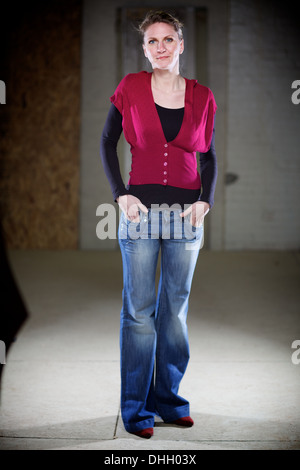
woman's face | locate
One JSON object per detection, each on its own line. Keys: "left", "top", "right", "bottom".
{"left": 143, "top": 22, "right": 184, "bottom": 71}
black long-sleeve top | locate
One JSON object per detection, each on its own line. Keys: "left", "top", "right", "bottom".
{"left": 100, "top": 103, "right": 217, "bottom": 209}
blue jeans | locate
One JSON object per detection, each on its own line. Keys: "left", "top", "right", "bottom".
{"left": 118, "top": 207, "right": 203, "bottom": 432}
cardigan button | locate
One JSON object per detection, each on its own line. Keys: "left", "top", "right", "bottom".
{"left": 163, "top": 162, "right": 168, "bottom": 166}
{"left": 164, "top": 152, "right": 168, "bottom": 156}
{"left": 163, "top": 171, "right": 167, "bottom": 175}
{"left": 163, "top": 179, "right": 167, "bottom": 184}
{"left": 164, "top": 143, "right": 168, "bottom": 147}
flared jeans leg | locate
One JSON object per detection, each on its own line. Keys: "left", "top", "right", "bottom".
{"left": 154, "top": 234, "right": 202, "bottom": 422}
{"left": 118, "top": 211, "right": 203, "bottom": 432}
{"left": 119, "top": 230, "right": 160, "bottom": 432}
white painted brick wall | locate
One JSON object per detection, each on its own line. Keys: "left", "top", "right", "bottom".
{"left": 225, "top": 0, "right": 300, "bottom": 249}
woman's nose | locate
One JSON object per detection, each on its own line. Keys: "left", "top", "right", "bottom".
{"left": 157, "top": 41, "right": 166, "bottom": 52}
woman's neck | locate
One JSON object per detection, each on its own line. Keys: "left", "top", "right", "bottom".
{"left": 151, "top": 69, "right": 185, "bottom": 94}
{"left": 151, "top": 69, "right": 186, "bottom": 108}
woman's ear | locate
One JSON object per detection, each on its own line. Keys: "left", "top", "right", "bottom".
{"left": 142, "top": 44, "right": 148, "bottom": 58}
{"left": 180, "top": 39, "right": 184, "bottom": 54}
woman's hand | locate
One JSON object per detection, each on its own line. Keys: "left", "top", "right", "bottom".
{"left": 179, "top": 201, "right": 210, "bottom": 227}
{"left": 117, "top": 194, "right": 148, "bottom": 223}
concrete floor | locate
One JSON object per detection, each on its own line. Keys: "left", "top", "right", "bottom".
{"left": 0, "top": 249, "right": 299, "bottom": 450}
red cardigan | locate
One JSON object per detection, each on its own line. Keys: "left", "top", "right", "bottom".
{"left": 110, "top": 71, "right": 217, "bottom": 190}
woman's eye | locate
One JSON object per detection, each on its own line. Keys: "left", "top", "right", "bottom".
{"left": 165, "top": 38, "right": 173, "bottom": 42}
{"left": 148, "top": 40, "right": 155, "bottom": 44}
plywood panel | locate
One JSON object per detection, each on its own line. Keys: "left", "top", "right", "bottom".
{"left": 0, "top": 0, "right": 81, "bottom": 248}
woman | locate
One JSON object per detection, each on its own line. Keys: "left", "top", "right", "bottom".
{"left": 100, "top": 10, "right": 217, "bottom": 439}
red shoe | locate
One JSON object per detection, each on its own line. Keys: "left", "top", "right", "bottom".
{"left": 170, "top": 416, "right": 194, "bottom": 427}
{"left": 132, "top": 427, "right": 153, "bottom": 439}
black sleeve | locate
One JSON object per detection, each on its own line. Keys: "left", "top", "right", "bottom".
{"left": 100, "top": 104, "right": 129, "bottom": 201}
{"left": 198, "top": 120, "right": 218, "bottom": 208}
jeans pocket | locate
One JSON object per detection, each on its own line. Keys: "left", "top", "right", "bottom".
{"left": 119, "top": 212, "right": 149, "bottom": 240}
{"left": 183, "top": 215, "right": 204, "bottom": 240}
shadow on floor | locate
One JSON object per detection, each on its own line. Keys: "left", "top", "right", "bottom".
{"left": 2, "top": 411, "right": 299, "bottom": 450}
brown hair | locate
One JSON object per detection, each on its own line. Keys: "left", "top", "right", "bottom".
{"left": 138, "top": 10, "right": 184, "bottom": 42}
